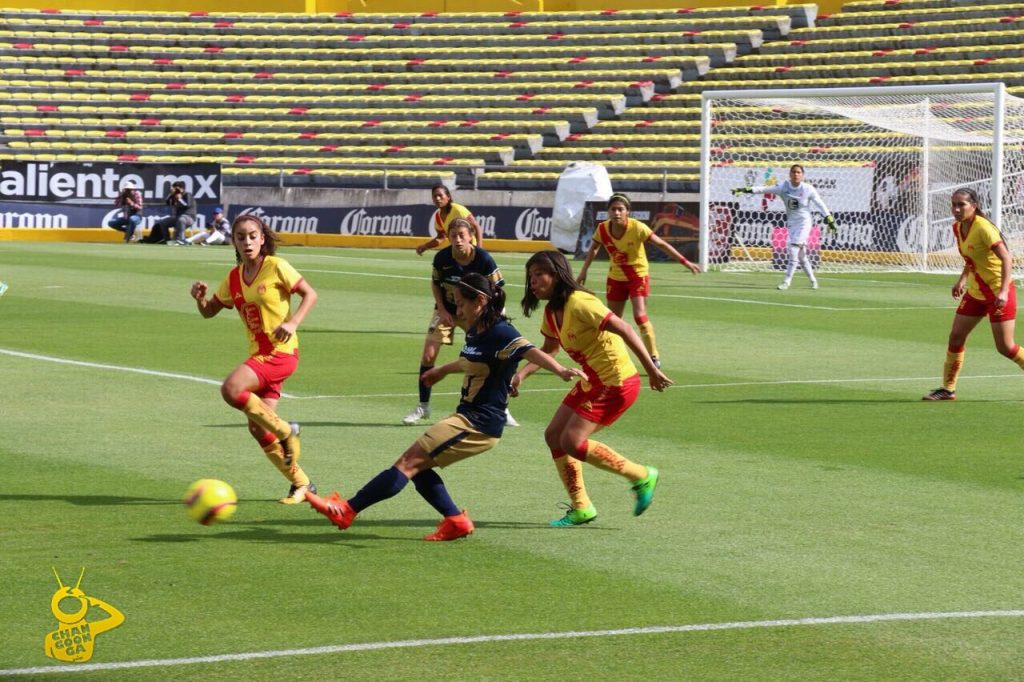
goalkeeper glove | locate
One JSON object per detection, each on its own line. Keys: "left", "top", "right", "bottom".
{"left": 825, "top": 215, "right": 837, "bottom": 234}
{"left": 731, "top": 186, "right": 752, "bottom": 196}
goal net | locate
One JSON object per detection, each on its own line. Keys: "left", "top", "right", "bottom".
{"left": 699, "top": 84, "right": 1024, "bottom": 274}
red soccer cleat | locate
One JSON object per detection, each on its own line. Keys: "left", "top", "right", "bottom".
{"left": 424, "top": 510, "right": 474, "bottom": 541}
{"left": 305, "top": 490, "right": 356, "bottom": 530}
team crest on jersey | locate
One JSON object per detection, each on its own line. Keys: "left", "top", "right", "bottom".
{"left": 257, "top": 283, "right": 267, "bottom": 293}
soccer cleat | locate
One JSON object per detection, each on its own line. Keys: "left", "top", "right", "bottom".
{"left": 504, "top": 408, "right": 520, "bottom": 427}
{"left": 632, "top": 466, "right": 659, "bottom": 516}
{"left": 549, "top": 503, "right": 597, "bottom": 527}
{"left": 402, "top": 404, "right": 431, "bottom": 425}
{"left": 305, "top": 490, "right": 357, "bottom": 530}
{"left": 922, "top": 388, "right": 956, "bottom": 401}
{"left": 811, "top": 280, "right": 819, "bottom": 290}
{"left": 424, "top": 510, "right": 475, "bottom": 541}
{"left": 281, "top": 422, "right": 301, "bottom": 469}
{"left": 777, "top": 281, "right": 791, "bottom": 290}
{"left": 279, "top": 480, "right": 316, "bottom": 505}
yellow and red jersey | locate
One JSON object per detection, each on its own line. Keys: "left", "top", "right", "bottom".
{"left": 214, "top": 255, "right": 304, "bottom": 357}
{"left": 595, "top": 218, "right": 653, "bottom": 282}
{"left": 433, "top": 202, "right": 473, "bottom": 242}
{"left": 954, "top": 214, "right": 1009, "bottom": 301}
{"left": 540, "top": 290, "right": 637, "bottom": 389}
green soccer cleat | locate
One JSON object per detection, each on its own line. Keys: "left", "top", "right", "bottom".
{"left": 549, "top": 504, "right": 597, "bottom": 527}
{"left": 632, "top": 466, "right": 659, "bottom": 516}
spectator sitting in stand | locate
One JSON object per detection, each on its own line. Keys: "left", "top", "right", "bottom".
{"left": 108, "top": 181, "right": 143, "bottom": 242}
{"left": 186, "top": 207, "right": 230, "bottom": 246}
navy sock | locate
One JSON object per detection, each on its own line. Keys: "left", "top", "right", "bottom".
{"left": 411, "top": 469, "right": 460, "bottom": 517}
{"left": 418, "top": 365, "right": 433, "bottom": 404}
{"left": 349, "top": 466, "right": 409, "bottom": 513}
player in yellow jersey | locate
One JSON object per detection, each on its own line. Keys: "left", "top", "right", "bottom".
{"left": 924, "top": 188, "right": 1024, "bottom": 400}
{"left": 415, "top": 185, "right": 484, "bottom": 255}
{"left": 513, "top": 250, "right": 673, "bottom": 527}
{"left": 190, "top": 215, "right": 319, "bottom": 503}
{"left": 577, "top": 193, "right": 700, "bottom": 369}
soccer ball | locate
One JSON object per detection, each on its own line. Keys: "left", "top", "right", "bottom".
{"left": 183, "top": 479, "right": 237, "bottom": 525}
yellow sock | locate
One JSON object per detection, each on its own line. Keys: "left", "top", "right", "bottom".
{"left": 553, "top": 453, "right": 592, "bottom": 510}
{"left": 638, "top": 320, "right": 658, "bottom": 358}
{"left": 582, "top": 440, "right": 647, "bottom": 482}
{"left": 241, "top": 393, "right": 292, "bottom": 441}
{"left": 943, "top": 349, "right": 965, "bottom": 391}
{"left": 1011, "top": 346, "right": 1024, "bottom": 371}
{"left": 262, "top": 441, "right": 310, "bottom": 486}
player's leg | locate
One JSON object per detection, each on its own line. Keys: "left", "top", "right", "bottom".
{"left": 779, "top": 243, "right": 801, "bottom": 289}
{"left": 797, "top": 244, "right": 818, "bottom": 288}
{"left": 560, "top": 375, "right": 658, "bottom": 516}
{"left": 404, "top": 321, "right": 447, "bottom": 424}
{"left": 924, "top": 312, "right": 983, "bottom": 399}
{"left": 630, "top": 292, "right": 659, "bottom": 366}
{"left": 220, "top": 360, "right": 303, "bottom": 493}
{"left": 544, "top": 403, "right": 596, "bottom": 526}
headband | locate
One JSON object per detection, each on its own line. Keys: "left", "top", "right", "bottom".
{"left": 608, "top": 193, "right": 631, "bottom": 209}
{"left": 459, "top": 282, "right": 491, "bottom": 300}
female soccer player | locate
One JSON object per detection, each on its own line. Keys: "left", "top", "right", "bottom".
{"left": 190, "top": 214, "right": 318, "bottom": 504}
{"left": 733, "top": 164, "right": 837, "bottom": 290}
{"left": 513, "top": 250, "right": 671, "bottom": 527}
{"left": 404, "top": 219, "right": 519, "bottom": 426}
{"left": 923, "top": 187, "right": 1024, "bottom": 400}
{"left": 306, "top": 273, "right": 583, "bottom": 541}
{"left": 576, "top": 193, "right": 700, "bottom": 369}
{"left": 415, "top": 184, "right": 484, "bottom": 256}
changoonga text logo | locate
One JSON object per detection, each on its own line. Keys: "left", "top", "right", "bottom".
{"left": 45, "top": 568, "right": 125, "bottom": 663}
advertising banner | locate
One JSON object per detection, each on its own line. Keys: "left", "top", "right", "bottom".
{"left": 0, "top": 200, "right": 219, "bottom": 231}
{"left": 229, "top": 204, "right": 555, "bottom": 242}
{"left": 0, "top": 161, "right": 222, "bottom": 206}
{"left": 578, "top": 200, "right": 701, "bottom": 263}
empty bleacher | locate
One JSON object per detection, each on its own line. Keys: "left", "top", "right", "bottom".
{"left": 0, "top": 5, "right": 814, "bottom": 188}
{"left": 2, "top": 1, "right": 1020, "bottom": 192}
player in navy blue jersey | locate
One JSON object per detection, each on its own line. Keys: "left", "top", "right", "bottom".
{"left": 403, "top": 218, "right": 514, "bottom": 426}
{"left": 307, "top": 272, "right": 584, "bottom": 541}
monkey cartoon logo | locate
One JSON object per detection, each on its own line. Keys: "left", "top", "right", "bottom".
{"left": 44, "top": 568, "right": 125, "bottom": 663}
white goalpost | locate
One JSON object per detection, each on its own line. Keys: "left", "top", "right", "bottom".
{"left": 698, "top": 83, "right": 1024, "bottom": 274}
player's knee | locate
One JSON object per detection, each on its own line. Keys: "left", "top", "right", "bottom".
{"left": 221, "top": 383, "right": 247, "bottom": 407}
{"left": 542, "top": 427, "right": 561, "bottom": 450}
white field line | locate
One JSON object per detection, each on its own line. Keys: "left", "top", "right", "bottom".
{"left": 2, "top": 610, "right": 1021, "bottom": 676}
{"left": 1, "top": 348, "right": 1018, "bottom": 401}
{"left": 235, "top": 265, "right": 943, "bottom": 312}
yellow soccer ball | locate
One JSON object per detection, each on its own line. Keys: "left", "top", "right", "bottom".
{"left": 183, "top": 479, "right": 238, "bottom": 525}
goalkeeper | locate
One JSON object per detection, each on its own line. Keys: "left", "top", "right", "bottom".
{"left": 732, "top": 164, "right": 837, "bottom": 290}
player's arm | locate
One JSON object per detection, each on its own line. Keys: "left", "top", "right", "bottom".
{"left": 274, "top": 279, "right": 318, "bottom": 341}
{"left": 422, "top": 357, "right": 466, "bottom": 387}
{"left": 432, "top": 281, "right": 454, "bottom": 327}
{"left": 994, "top": 242, "right": 1012, "bottom": 308}
{"left": 733, "top": 184, "right": 776, "bottom": 196}
{"left": 191, "top": 281, "right": 226, "bottom": 318}
{"left": 577, "top": 240, "right": 603, "bottom": 284}
{"left": 951, "top": 262, "right": 970, "bottom": 299}
{"left": 522, "top": 347, "right": 586, "bottom": 383}
{"left": 416, "top": 236, "right": 442, "bottom": 256}
{"left": 602, "top": 314, "right": 673, "bottom": 392}
{"left": 647, "top": 233, "right": 700, "bottom": 274}
{"left": 466, "top": 212, "right": 484, "bottom": 248}
{"left": 810, "top": 188, "right": 838, "bottom": 233}
{"left": 512, "top": 335, "right": 562, "bottom": 394}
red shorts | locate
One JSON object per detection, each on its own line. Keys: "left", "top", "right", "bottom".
{"left": 956, "top": 287, "right": 1017, "bottom": 322}
{"left": 244, "top": 351, "right": 299, "bottom": 400}
{"left": 562, "top": 373, "right": 641, "bottom": 426}
{"left": 606, "top": 276, "right": 650, "bottom": 302}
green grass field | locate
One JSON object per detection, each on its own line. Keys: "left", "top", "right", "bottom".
{"left": 1, "top": 241, "right": 1022, "bottom": 680}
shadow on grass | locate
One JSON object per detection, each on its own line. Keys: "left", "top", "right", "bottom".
{"left": 203, "top": 422, "right": 410, "bottom": 429}
{"left": 0, "top": 494, "right": 177, "bottom": 506}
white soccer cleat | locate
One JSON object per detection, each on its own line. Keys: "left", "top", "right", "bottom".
{"left": 505, "top": 409, "right": 520, "bottom": 427}
{"left": 777, "top": 281, "right": 791, "bottom": 290}
{"left": 402, "top": 404, "right": 431, "bottom": 425}
{"left": 811, "top": 280, "right": 819, "bottom": 290}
